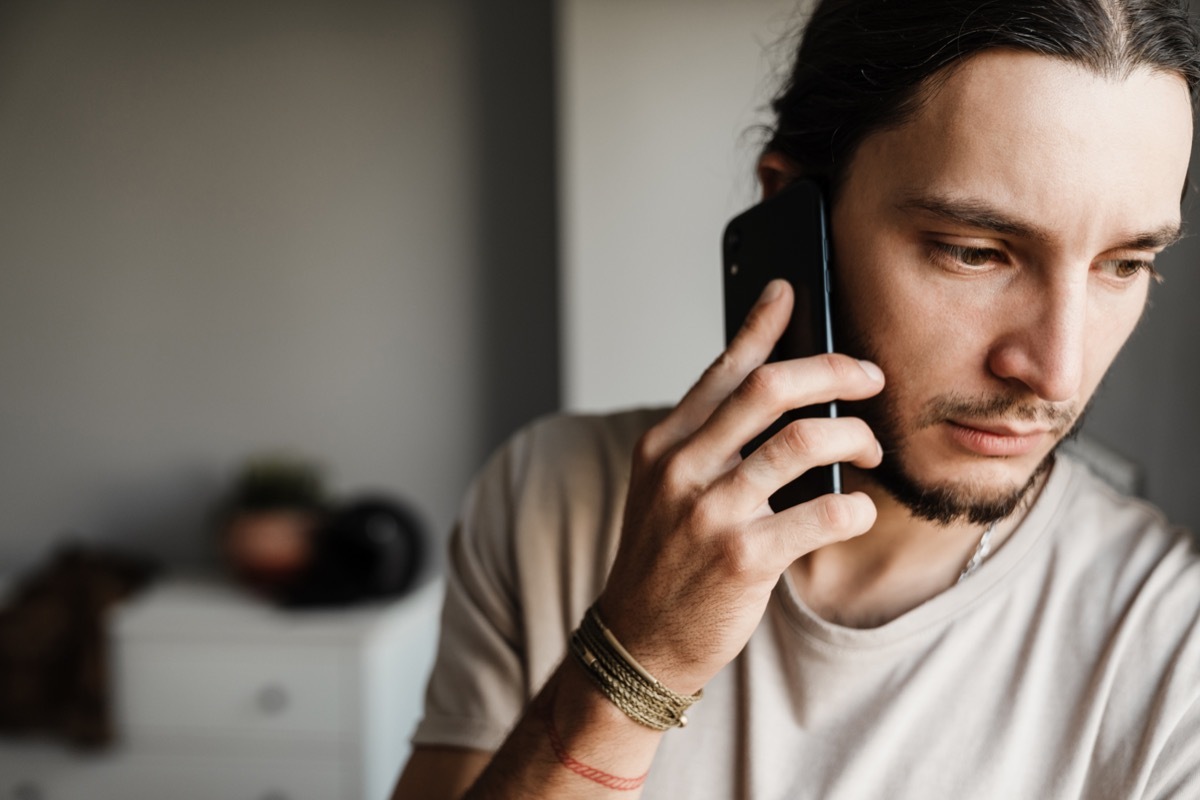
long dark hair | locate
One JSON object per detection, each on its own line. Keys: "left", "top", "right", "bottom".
{"left": 766, "top": 0, "right": 1200, "bottom": 191}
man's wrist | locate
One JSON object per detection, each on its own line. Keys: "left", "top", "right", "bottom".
{"left": 541, "top": 655, "right": 666, "bottom": 789}
{"left": 570, "top": 604, "right": 704, "bottom": 730}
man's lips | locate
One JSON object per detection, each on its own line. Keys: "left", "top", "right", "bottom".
{"left": 945, "top": 420, "right": 1053, "bottom": 457}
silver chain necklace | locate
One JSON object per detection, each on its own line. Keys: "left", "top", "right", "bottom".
{"left": 956, "top": 520, "right": 998, "bottom": 584}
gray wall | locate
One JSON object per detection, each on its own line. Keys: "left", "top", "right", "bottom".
{"left": 0, "top": 0, "right": 559, "bottom": 574}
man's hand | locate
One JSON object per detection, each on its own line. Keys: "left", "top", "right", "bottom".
{"left": 394, "top": 280, "right": 886, "bottom": 800}
{"left": 597, "top": 279, "right": 885, "bottom": 694}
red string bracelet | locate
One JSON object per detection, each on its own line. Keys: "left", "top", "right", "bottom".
{"left": 540, "top": 687, "right": 650, "bottom": 792}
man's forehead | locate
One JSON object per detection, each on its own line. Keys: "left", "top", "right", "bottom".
{"left": 847, "top": 49, "right": 1193, "bottom": 247}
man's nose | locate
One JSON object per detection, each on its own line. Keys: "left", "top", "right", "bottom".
{"left": 985, "top": 269, "right": 1087, "bottom": 404}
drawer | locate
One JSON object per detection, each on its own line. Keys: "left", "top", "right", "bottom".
{"left": 115, "top": 642, "right": 348, "bottom": 743}
{"left": 0, "top": 744, "right": 116, "bottom": 800}
{"left": 0, "top": 744, "right": 349, "bottom": 800}
{"left": 104, "top": 752, "right": 348, "bottom": 800}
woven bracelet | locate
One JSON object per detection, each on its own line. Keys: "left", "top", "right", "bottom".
{"left": 568, "top": 604, "right": 702, "bottom": 731}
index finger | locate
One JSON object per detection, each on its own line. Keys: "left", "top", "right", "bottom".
{"left": 684, "top": 352, "right": 885, "bottom": 465}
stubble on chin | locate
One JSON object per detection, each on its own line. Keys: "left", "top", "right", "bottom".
{"left": 841, "top": 385, "right": 1083, "bottom": 527}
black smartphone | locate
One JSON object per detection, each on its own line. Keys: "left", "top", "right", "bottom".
{"left": 721, "top": 178, "right": 840, "bottom": 511}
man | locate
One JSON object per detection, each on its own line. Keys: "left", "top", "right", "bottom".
{"left": 395, "top": 0, "right": 1200, "bottom": 797}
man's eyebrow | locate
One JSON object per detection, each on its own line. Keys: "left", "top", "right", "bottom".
{"left": 897, "top": 192, "right": 1184, "bottom": 251}
{"left": 1120, "top": 223, "right": 1185, "bottom": 250}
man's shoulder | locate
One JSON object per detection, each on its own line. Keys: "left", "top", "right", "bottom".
{"left": 1053, "top": 454, "right": 1200, "bottom": 644}
{"left": 494, "top": 407, "right": 670, "bottom": 489}
{"left": 1056, "top": 453, "right": 1194, "bottom": 561}
{"left": 481, "top": 409, "right": 673, "bottom": 624}
{"left": 515, "top": 407, "right": 671, "bottom": 458}
{"left": 465, "top": 407, "right": 670, "bottom": 532}
{"left": 1047, "top": 457, "right": 1200, "bottom": 776}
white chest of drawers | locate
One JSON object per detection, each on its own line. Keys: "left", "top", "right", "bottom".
{"left": 0, "top": 575, "right": 443, "bottom": 800}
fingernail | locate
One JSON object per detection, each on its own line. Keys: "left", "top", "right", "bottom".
{"left": 876, "top": 440, "right": 884, "bottom": 459}
{"left": 757, "top": 279, "right": 784, "bottom": 306}
{"left": 858, "top": 359, "right": 884, "bottom": 382}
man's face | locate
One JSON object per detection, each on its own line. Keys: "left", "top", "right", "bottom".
{"left": 831, "top": 49, "right": 1193, "bottom": 524}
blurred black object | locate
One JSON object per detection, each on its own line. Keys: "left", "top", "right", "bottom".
{"left": 0, "top": 544, "right": 158, "bottom": 749}
{"left": 283, "top": 495, "right": 424, "bottom": 608}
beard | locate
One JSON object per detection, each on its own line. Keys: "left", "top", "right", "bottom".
{"left": 834, "top": 302, "right": 1084, "bottom": 527}
{"left": 840, "top": 388, "right": 1084, "bottom": 526}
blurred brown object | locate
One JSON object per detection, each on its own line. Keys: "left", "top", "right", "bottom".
{"left": 223, "top": 508, "right": 321, "bottom": 595}
{"left": 216, "top": 455, "right": 327, "bottom": 599}
{"left": 0, "top": 544, "right": 157, "bottom": 749}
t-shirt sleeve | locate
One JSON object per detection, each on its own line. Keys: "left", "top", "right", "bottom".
{"left": 410, "top": 430, "right": 532, "bottom": 752}
{"left": 1143, "top": 693, "right": 1200, "bottom": 798}
{"left": 408, "top": 409, "right": 656, "bottom": 753}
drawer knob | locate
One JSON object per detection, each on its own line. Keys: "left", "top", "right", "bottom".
{"left": 256, "top": 684, "right": 290, "bottom": 715}
{"left": 260, "top": 793, "right": 290, "bottom": 800}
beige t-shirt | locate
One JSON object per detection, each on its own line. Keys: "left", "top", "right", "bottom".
{"left": 413, "top": 410, "right": 1200, "bottom": 799}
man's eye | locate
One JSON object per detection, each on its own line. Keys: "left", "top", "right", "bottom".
{"left": 931, "top": 243, "right": 1002, "bottom": 270}
{"left": 1097, "top": 259, "right": 1160, "bottom": 282}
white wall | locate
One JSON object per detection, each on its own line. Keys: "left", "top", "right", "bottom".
{"left": 559, "top": 0, "right": 806, "bottom": 412}
{"left": 558, "top": 0, "right": 1200, "bottom": 533}
{"left": 0, "top": 0, "right": 559, "bottom": 572}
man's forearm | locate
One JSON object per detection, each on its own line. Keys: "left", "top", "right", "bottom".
{"left": 465, "top": 655, "right": 667, "bottom": 799}
{"left": 465, "top": 284, "right": 883, "bottom": 798}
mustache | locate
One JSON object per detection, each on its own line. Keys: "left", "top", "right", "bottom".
{"left": 915, "top": 392, "right": 1078, "bottom": 433}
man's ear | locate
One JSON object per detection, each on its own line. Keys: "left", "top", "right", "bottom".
{"left": 756, "top": 151, "right": 800, "bottom": 200}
